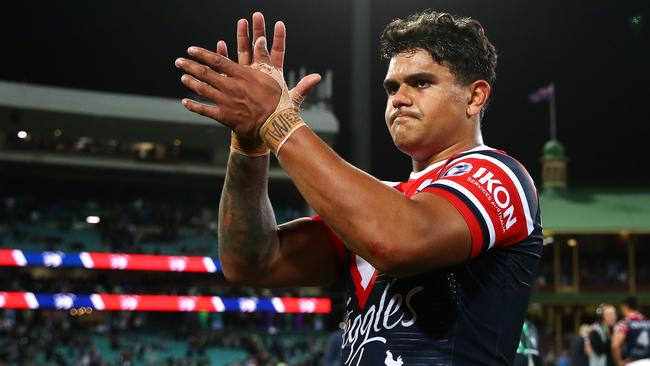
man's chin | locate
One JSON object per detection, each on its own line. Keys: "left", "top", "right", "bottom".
{"left": 393, "top": 139, "right": 417, "bottom": 156}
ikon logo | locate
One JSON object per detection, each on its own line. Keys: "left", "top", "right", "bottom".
{"left": 178, "top": 297, "right": 196, "bottom": 311}
{"left": 169, "top": 257, "right": 188, "bottom": 272}
{"left": 120, "top": 296, "right": 139, "bottom": 310}
{"left": 239, "top": 298, "right": 257, "bottom": 312}
{"left": 299, "top": 299, "right": 316, "bottom": 313}
{"left": 43, "top": 252, "right": 63, "bottom": 267}
{"left": 473, "top": 167, "right": 517, "bottom": 230}
{"left": 110, "top": 255, "right": 129, "bottom": 270}
{"left": 54, "top": 294, "right": 75, "bottom": 309}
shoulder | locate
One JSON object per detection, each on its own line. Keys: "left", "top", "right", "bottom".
{"left": 420, "top": 148, "right": 541, "bottom": 257}
{"left": 614, "top": 319, "right": 629, "bottom": 334}
{"left": 444, "top": 149, "right": 536, "bottom": 194}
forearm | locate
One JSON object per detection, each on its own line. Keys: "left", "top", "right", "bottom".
{"left": 218, "top": 152, "right": 278, "bottom": 282}
{"left": 276, "top": 127, "right": 439, "bottom": 272}
{"left": 612, "top": 344, "right": 624, "bottom": 365}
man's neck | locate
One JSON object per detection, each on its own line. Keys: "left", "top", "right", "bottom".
{"left": 411, "top": 138, "right": 484, "bottom": 173}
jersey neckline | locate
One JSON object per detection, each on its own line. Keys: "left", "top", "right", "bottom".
{"left": 409, "top": 145, "right": 494, "bottom": 180}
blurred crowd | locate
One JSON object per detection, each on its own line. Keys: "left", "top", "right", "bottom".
{"left": 0, "top": 307, "right": 334, "bottom": 366}
{"left": 515, "top": 296, "right": 650, "bottom": 366}
{"left": 0, "top": 192, "right": 302, "bottom": 256}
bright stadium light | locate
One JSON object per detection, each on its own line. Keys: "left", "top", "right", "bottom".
{"left": 543, "top": 236, "right": 554, "bottom": 246}
{"left": 17, "top": 131, "right": 28, "bottom": 139}
{"left": 86, "top": 216, "right": 101, "bottom": 224}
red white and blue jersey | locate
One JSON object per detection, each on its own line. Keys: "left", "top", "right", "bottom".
{"left": 615, "top": 312, "right": 650, "bottom": 361}
{"left": 316, "top": 146, "right": 543, "bottom": 365}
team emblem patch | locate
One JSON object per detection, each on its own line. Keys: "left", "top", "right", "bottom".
{"left": 444, "top": 162, "right": 473, "bottom": 177}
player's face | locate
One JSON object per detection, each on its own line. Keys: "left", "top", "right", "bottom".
{"left": 603, "top": 307, "right": 617, "bottom": 327}
{"left": 384, "top": 49, "right": 469, "bottom": 162}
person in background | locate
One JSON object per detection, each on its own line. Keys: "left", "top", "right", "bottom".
{"left": 513, "top": 319, "right": 542, "bottom": 366}
{"left": 573, "top": 324, "right": 591, "bottom": 366}
{"left": 586, "top": 303, "right": 617, "bottom": 366}
{"left": 612, "top": 296, "right": 650, "bottom": 366}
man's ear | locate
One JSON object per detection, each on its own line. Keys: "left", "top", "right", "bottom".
{"left": 466, "top": 80, "right": 491, "bottom": 117}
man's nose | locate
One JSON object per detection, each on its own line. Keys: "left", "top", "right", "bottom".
{"left": 391, "top": 85, "right": 412, "bottom": 108}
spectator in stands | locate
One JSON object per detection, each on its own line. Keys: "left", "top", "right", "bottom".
{"left": 572, "top": 324, "right": 591, "bottom": 366}
{"left": 513, "top": 319, "right": 542, "bottom": 366}
{"left": 586, "top": 303, "right": 617, "bottom": 366}
{"left": 321, "top": 329, "right": 343, "bottom": 366}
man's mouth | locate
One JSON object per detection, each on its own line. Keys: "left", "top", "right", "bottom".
{"left": 394, "top": 115, "right": 415, "bottom": 123}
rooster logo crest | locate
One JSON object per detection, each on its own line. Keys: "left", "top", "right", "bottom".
{"left": 385, "top": 350, "right": 404, "bottom": 366}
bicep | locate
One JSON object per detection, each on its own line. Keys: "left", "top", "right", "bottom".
{"left": 382, "top": 192, "right": 471, "bottom": 276}
{"left": 256, "top": 217, "right": 345, "bottom": 287}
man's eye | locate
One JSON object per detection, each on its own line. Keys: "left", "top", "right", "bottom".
{"left": 416, "top": 80, "right": 431, "bottom": 88}
{"left": 385, "top": 86, "right": 398, "bottom": 95}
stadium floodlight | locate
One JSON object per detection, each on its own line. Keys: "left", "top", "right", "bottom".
{"left": 86, "top": 216, "right": 101, "bottom": 224}
{"left": 17, "top": 131, "right": 28, "bottom": 139}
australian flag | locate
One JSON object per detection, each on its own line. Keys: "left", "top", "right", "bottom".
{"left": 528, "top": 84, "right": 554, "bottom": 103}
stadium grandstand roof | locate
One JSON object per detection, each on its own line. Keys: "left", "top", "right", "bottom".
{"left": 0, "top": 80, "right": 338, "bottom": 147}
{"left": 540, "top": 188, "right": 650, "bottom": 234}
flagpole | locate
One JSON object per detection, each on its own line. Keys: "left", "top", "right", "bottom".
{"left": 549, "top": 82, "right": 557, "bottom": 140}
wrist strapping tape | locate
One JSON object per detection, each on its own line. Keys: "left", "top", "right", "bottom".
{"left": 259, "top": 108, "right": 307, "bottom": 156}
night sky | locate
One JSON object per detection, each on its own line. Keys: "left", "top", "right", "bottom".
{"left": 1, "top": 0, "right": 648, "bottom": 187}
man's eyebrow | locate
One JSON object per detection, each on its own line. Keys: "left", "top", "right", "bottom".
{"left": 383, "top": 72, "right": 439, "bottom": 88}
{"left": 383, "top": 79, "right": 398, "bottom": 89}
{"left": 404, "top": 72, "right": 438, "bottom": 83}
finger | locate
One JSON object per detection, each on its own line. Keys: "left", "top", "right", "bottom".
{"left": 293, "top": 73, "right": 322, "bottom": 97}
{"left": 216, "top": 40, "right": 228, "bottom": 58}
{"left": 252, "top": 12, "right": 267, "bottom": 44}
{"left": 181, "top": 98, "right": 224, "bottom": 122}
{"left": 175, "top": 56, "right": 227, "bottom": 90}
{"left": 236, "top": 19, "right": 251, "bottom": 65}
{"left": 180, "top": 74, "right": 227, "bottom": 102}
{"left": 186, "top": 47, "right": 242, "bottom": 77}
{"left": 253, "top": 37, "right": 272, "bottom": 65}
{"left": 270, "top": 21, "right": 286, "bottom": 70}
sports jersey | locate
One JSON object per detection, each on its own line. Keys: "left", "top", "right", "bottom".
{"left": 615, "top": 312, "right": 650, "bottom": 361}
{"left": 315, "top": 146, "right": 543, "bottom": 365}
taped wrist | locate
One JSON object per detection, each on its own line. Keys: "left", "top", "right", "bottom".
{"left": 259, "top": 108, "right": 307, "bottom": 156}
{"left": 230, "top": 132, "right": 270, "bottom": 157}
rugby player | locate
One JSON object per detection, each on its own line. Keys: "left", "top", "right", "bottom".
{"left": 612, "top": 296, "right": 650, "bottom": 365}
{"left": 175, "top": 10, "right": 542, "bottom": 365}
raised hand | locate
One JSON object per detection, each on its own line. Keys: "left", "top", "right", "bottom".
{"left": 175, "top": 45, "right": 279, "bottom": 143}
{"left": 234, "top": 12, "right": 321, "bottom": 111}
{"left": 175, "top": 12, "right": 321, "bottom": 146}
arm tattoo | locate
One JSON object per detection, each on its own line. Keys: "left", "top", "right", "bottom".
{"left": 218, "top": 153, "right": 278, "bottom": 266}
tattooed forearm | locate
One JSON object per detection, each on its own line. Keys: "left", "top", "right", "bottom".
{"left": 218, "top": 152, "right": 278, "bottom": 268}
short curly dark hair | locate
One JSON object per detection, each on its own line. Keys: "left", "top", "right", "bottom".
{"left": 380, "top": 11, "right": 497, "bottom": 87}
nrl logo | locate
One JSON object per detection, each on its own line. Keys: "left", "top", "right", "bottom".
{"left": 444, "top": 162, "right": 473, "bottom": 177}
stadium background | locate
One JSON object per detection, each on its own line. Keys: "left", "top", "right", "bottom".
{"left": 0, "top": 0, "right": 648, "bottom": 365}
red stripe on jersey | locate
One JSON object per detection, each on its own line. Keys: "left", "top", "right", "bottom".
{"left": 436, "top": 156, "right": 529, "bottom": 249}
{"left": 311, "top": 216, "right": 346, "bottom": 265}
{"left": 423, "top": 187, "right": 484, "bottom": 260}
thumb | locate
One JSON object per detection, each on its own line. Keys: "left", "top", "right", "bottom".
{"left": 289, "top": 73, "right": 321, "bottom": 110}
{"left": 293, "top": 73, "right": 322, "bottom": 98}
